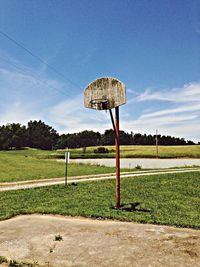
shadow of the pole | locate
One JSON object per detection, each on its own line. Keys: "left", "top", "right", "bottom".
{"left": 111, "top": 202, "right": 151, "bottom": 213}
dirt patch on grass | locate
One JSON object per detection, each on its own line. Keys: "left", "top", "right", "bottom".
{"left": 0, "top": 215, "right": 200, "bottom": 266}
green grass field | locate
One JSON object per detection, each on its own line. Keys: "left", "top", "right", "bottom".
{"left": 1, "top": 145, "right": 200, "bottom": 161}
{"left": 0, "top": 149, "right": 120, "bottom": 183}
{"left": 0, "top": 171, "right": 199, "bottom": 228}
{"left": 69, "top": 145, "right": 200, "bottom": 159}
{"left": 13, "top": 145, "right": 199, "bottom": 159}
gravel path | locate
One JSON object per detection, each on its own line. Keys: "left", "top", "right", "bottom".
{"left": 0, "top": 168, "right": 199, "bottom": 192}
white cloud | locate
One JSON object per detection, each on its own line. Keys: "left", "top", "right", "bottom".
{"left": 121, "top": 118, "right": 200, "bottom": 142}
{"left": 140, "top": 104, "right": 200, "bottom": 119}
{"left": 121, "top": 111, "right": 199, "bottom": 133}
{"left": 0, "top": 67, "right": 64, "bottom": 103}
{"left": 0, "top": 101, "right": 40, "bottom": 126}
{"left": 0, "top": 65, "right": 69, "bottom": 127}
{"left": 48, "top": 94, "right": 112, "bottom": 133}
{"left": 122, "top": 81, "right": 200, "bottom": 142}
{"left": 136, "top": 82, "right": 200, "bottom": 103}
{"left": 126, "top": 88, "right": 139, "bottom": 95}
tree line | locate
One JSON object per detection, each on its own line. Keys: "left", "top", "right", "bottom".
{"left": 0, "top": 120, "right": 196, "bottom": 150}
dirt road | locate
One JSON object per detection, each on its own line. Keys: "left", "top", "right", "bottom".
{"left": 0, "top": 168, "right": 200, "bottom": 191}
{"left": 0, "top": 215, "right": 199, "bottom": 267}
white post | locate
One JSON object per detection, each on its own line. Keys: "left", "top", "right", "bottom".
{"left": 156, "top": 129, "right": 158, "bottom": 158}
{"left": 65, "top": 151, "right": 70, "bottom": 185}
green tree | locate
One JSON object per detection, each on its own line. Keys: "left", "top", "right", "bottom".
{"left": 56, "top": 131, "right": 101, "bottom": 149}
{"left": 0, "top": 123, "right": 27, "bottom": 150}
{"left": 101, "top": 129, "right": 115, "bottom": 145}
{"left": 27, "top": 120, "right": 59, "bottom": 150}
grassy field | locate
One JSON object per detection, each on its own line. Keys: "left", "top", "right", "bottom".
{"left": 0, "top": 149, "right": 120, "bottom": 183}
{"left": 13, "top": 145, "right": 199, "bottom": 159}
{"left": 1, "top": 145, "right": 200, "bottom": 161}
{"left": 0, "top": 171, "right": 199, "bottom": 228}
{"left": 1, "top": 146, "right": 200, "bottom": 182}
{"left": 68, "top": 145, "right": 200, "bottom": 159}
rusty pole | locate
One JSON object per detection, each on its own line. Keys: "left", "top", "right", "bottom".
{"left": 115, "top": 106, "right": 120, "bottom": 209}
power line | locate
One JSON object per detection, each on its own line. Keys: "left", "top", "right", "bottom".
{"left": 0, "top": 30, "right": 82, "bottom": 90}
{"left": 0, "top": 56, "right": 28, "bottom": 74}
{"left": 0, "top": 56, "right": 72, "bottom": 98}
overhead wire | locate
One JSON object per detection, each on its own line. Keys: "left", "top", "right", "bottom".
{"left": 0, "top": 30, "right": 82, "bottom": 91}
{"left": 0, "top": 55, "right": 73, "bottom": 98}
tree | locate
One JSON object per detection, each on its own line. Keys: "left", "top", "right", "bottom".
{"left": 56, "top": 131, "right": 101, "bottom": 149}
{"left": 119, "top": 130, "right": 132, "bottom": 145}
{"left": 0, "top": 125, "right": 10, "bottom": 150}
{"left": 8, "top": 123, "right": 28, "bottom": 148}
{"left": 27, "top": 120, "right": 59, "bottom": 150}
{"left": 0, "top": 119, "right": 196, "bottom": 150}
{"left": 101, "top": 129, "right": 115, "bottom": 145}
{"left": 132, "top": 133, "right": 142, "bottom": 145}
{"left": 0, "top": 123, "right": 27, "bottom": 150}
{"left": 77, "top": 131, "right": 101, "bottom": 147}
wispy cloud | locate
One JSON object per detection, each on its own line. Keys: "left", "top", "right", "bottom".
{"left": 49, "top": 94, "right": 112, "bottom": 133}
{"left": 0, "top": 64, "right": 69, "bottom": 126}
{"left": 124, "top": 81, "right": 200, "bottom": 142}
{"left": 126, "top": 88, "right": 140, "bottom": 95}
{"left": 0, "top": 101, "right": 40, "bottom": 126}
{"left": 140, "top": 104, "right": 200, "bottom": 119}
{"left": 136, "top": 82, "right": 200, "bottom": 103}
{"left": 121, "top": 118, "right": 200, "bottom": 142}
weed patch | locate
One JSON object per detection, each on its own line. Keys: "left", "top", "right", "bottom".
{"left": 0, "top": 256, "right": 8, "bottom": 264}
{"left": 54, "top": 234, "right": 63, "bottom": 241}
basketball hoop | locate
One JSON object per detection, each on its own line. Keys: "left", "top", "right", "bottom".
{"left": 90, "top": 99, "right": 109, "bottom": 110}
{"left": 84, "top": 77, "right": 126, "bottom": 209}
{"left": 84, "top": 77, "right": 125, "bottom": 110}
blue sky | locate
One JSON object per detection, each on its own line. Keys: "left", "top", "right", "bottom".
{"left": 0, "top": 0, "right": 200, "bottom": 141}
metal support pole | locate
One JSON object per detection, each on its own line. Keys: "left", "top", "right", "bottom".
{"left": 109, "top": 109, "right": 117, "bottom": 136}
{"left": 109, "top": 107, "right": 120, "bottom": 209}
{"left": 115, "top": 107, "right": 120, "bottom": 209}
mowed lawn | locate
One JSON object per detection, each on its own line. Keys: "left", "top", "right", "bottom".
{"left": 0, "top": 149, "right": 118, "bottom": 183}
{"left": 0, "top": 171, "right": 199, "bottom": 228}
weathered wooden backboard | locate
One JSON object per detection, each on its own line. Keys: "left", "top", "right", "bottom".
{"left": 84, "top": 77, "right": 126, "bottom": 110}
